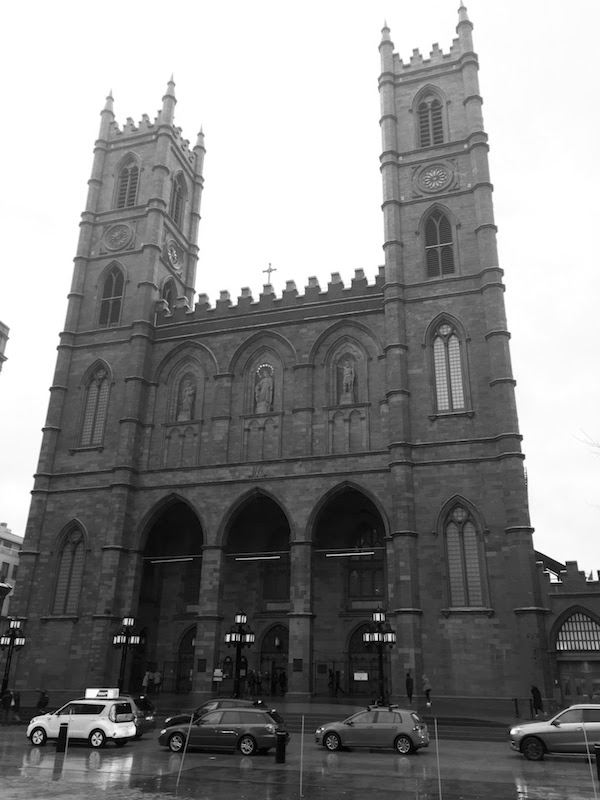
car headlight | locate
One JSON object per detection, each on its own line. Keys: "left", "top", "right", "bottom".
{"left": 315, "top": 727, "right": 324, "bottom": 734}
{"left": 160, "top": 729, "right": 167, "bottom": 735}
{"left": 509, "top": 727, "right": 521, "bottom": 736}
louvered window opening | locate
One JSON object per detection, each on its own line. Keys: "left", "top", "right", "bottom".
{"left": 116, "top": 164, "right": 139, "bottom": 208}
{"left": 162, "top": 281, "right": 176, "bottom": 311}
{"left": 425, "top": 210, "right": 455, "bottom": 277}
{"left": 52, "top": 532, "right": 84, "bottom": 615}
{"left": 99, "top": 267, "right": 124, "bottom": 328}
{"left": 433, "top": 323, "right": 465, "bottom": 412}
{"left": 170, "top": 179, "right": 185, "bottom": 227}
{"left": 263, "top": 560, "right": 290, "bottom": 601}
{"left": 446, "top": 515, "right": 483, "bottom": 606}
{"left": 557, "top": 613, "right": 600, "bottom": 651}
{"left": 81, "top": 369, "right": 109, "bottom": 446}
{"left": 418, "top": 99, "right": 444, "bottom": 148}
{"left": 348, "top": 525, "right": 384, "bottom": 599}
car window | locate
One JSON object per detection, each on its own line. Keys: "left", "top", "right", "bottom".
{"left": 76, "top": 703, "right": 105, "bottom": 716}
{"left": 411, "top": 713, "right": 423, "bottom": 725}
{"left": 220, "top": 711, "right": 242, "bottom": 724}
{"left": 199, "top": 711, "right": 223, "bottom": 724}
{"left": 267, "top": 710, "right": 284, "bottom": 725}
{"left": 134, "top": 698, "right": 154, "bottom": 712}
{"left": 350, "top": 711, "right": 377, "bottom": 724}
{"left": 557, "top": 709, "right": 584, "bottom": 724}
{"left": 114, "top": 702, "right": 133, "bottom": 715}
{"left": 239, "top": 711, "right": 262, "bottom": 724}
{"left": 584, "top": 709, "right": 600, "bottom": 723}
{"left": 199, "top": 701, "right": 218, "bottom": 714}
{"left": 376, "top": 710, "right": 401, "bottom": 723}
{"left": 57, "top": 703, "right": 77, "bottom": 715}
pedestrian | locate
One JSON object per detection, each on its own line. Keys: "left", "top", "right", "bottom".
{"left": 271, "top": 670, "right": 278, "bottom": 696}
{"left": 279, "top": 670, "right": 287, "bottom": 696}
{"left": 405, "top": 671, "right": 414, "bottom": 704}
{"left": 531, "top": 685, "right": 544, "bottom": 718}
{"left": 247, "top": 669, "right": 256, "bottom": 697}
{"left": 36, "top": 690, "right": 49, "bottom": 714}
{"left": 142, "top": 670, "right": 151, "bottom": 694}
{"left": 256, "top": 670, "right": 263, "bottom": 696}
{"left": 422, "top": 674, "right": 432, "bottom": 706}
{"left": 0, "top": 689, "right": 12, "bottom": 725}
{"left": 328, "top": 669, "right": 334, "bottom": 697}
{"left": 153, "top": 670, "right": 162, "bottom": 696}
{"left": 10, "top": 691, "right": 21, "bottom": 723}
{"left": 334, "top": 670, "right": 344, "bottom": 696}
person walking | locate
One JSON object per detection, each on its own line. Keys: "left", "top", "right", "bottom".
{"left": 0, "top": 689, "right": 12, "bottom": 725}
{"left": 256, "top": 670, "right": 263, "bottom": 696}
{"left": 142, "top": 670, "right": 151, "bottom": 694}
{"left": 334, "top": 670, "right": 344, "bottom": 696}
{"left": 405, "top": 671, "right": 414, "bottom": 705}
{"left": 531, "top": 685, "right": 544, "bottom": 718}
{"left": 153, "top": 670, "right": 162, "bottom": 696}
{"left": 247, "top": 669, "right": 256, "bottom": 697}
{"left": 328, "top": 669, "right": 334, "bottom": 697}
{"left": 422, "top": 674, "right": 432, "bottom": 707}
{"left": 36, "top": 690, "right": 49, "bottom": 714}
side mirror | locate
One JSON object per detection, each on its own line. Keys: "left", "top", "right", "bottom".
{"left": 551, "top": 720, "right": 560, "bottom": 727}
{"left": 345, "top": 720, "right": 354, "bottom": 726}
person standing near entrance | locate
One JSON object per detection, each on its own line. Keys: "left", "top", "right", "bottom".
{"left": 531, "top": 685, "right": 544, "bottom": 718}
{"left": 405, "top": 671, "right": 414, "bottom": 704}
{"left": 153, "top": 670, "right": 162, "bottom": 696}
{"left": 335, "top": 670, "right": 344, "bottom": 696}
{"left": 422, "top": 674, "right": 432, "bottom": 707}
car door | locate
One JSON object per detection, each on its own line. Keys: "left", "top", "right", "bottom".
{"left": 343, "top": 711, "right": 378, "bottom": 747}
{"left": 189, "top": 710, "right": 223, "bottom": 749}
{"left": 374, "top": 710, "right": 402, "bottom": 748}
{"left": 582, "top": 708, "right": 600, "bottom": 753}
{"left": 544, "top": 708, "right": 584, "bottom": 753}
{"left": 45, "top": 703, "right": 74, "bottom": 738}
{"left": 213, "top": 710, "right": 242, "bottom": 750}
{"left": 56, "top": 703, "right": 86, "bottom": 738}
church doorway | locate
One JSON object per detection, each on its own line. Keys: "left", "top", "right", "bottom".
{"left": 259, "top": 624, "right": 289, "bottom": 697}
{"left": 137, "top": 500, "right": 203, "bottom": 692}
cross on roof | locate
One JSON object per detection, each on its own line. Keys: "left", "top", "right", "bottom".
{"left": 263, "top": 263, "right": 277, "bottom": 283}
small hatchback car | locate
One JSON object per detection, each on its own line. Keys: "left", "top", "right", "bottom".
{"left": 159, "top": 706, "right": 288, "bottom": 755}
{"left": 315, "top": 706, "right": 430, "bottom": 754}
{"left": 124, "top": 694, "right": 156, "bottom": 739}
{"left": 509, "top": 704, "right": 600, "bottom": 760}
{"left": 27, "top": 688, "right": 136, "bottom": 748}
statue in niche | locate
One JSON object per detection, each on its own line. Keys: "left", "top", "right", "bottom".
{"left": 254, "top": 365, "right": 274, "bottom": 414}
{"left": 177, "top": 379, "right": 196, "bottom": 421}
{"left": 339, "top": 358, "right": 355, "bottom": 405}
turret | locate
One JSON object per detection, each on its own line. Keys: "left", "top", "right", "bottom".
{"left": 161, "top": 76, "right": 177, "bottom": 125}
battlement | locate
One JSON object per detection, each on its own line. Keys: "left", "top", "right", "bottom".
{"left": 156, "top": 267, "right": 385, "bottom": 325}
{"left": 538, "top": 559, "right": 600, "bottom": 593}
{"left": 392, "top": 37, "right": 464, "bottom": 74}
{"left": 107, "top": 112, "right": 196, "bottom": 163}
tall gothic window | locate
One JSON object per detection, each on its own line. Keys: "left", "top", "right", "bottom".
{"left": 445, "top": 505, "right": 484, "bottom": 607}
{"left": 170, "top": 175, "right": 186, "bottom": 227}
{"left": 81, "top": 366, "right": 110, "bottom": 446}
{"left": 425, "top": 210, "right": 455, "bottom": 277}
{"left": 99, "top": 266, "right": 124, "bottom": 328}
{"left": 418, "top": 96, "right": 444, "bottom": 147}
{"left": 433, "top": 321, "right": 465, "bottom": 412}
{"left": 116, "top": 161, "right": 139, "bottom": 208}
{"left": 348, "top": 524, "right": 384, "bottom": 600}
{"left": 52, "top": 528, "right": 85, "bottom": 615}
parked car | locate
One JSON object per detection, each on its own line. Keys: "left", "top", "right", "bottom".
{"left": 124, "top": 694, "right": 156, "bottom": 739}
{"left": 163, "top": 697, "right": 264, "bottom": 727}
{"left": 27, "top": 689, "right": 136, "bottom": 748}
{"left": 509, "top": 704, "right": 600, "bottom": 760}
{"left": 315, "top": 706, "right": 430, "bottom": 754}
{"left": 159, "top": 706, "right": 288, "bottom": 755}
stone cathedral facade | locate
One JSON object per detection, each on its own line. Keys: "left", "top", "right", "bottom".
{"left": 13, "top": 6, "right": 552, "bottom": 704}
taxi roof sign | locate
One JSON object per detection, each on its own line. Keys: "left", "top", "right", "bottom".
{"left": 85, "top": 688, "right": 120, "bottom": 699}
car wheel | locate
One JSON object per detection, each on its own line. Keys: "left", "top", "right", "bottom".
{"left": 30, "top": 727, "right": 47, "bottom": 746}
{"left": 394, "top": 735, "right": 414, "bottom": 755}
{"left": 238, "top": 735, "right": 257, "bottom": 756}
{"left": 168, "top": 732, "right": 186, "bottom": 753}
{"left": 323, "top": 732, "right": 341, "bottom": 752}
{"left": 521, "top": 736, "right": 545, "bottom": 761}
{"left": 89, "top": 729, "right": 107, "bottom": 749}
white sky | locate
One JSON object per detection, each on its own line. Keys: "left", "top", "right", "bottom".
{"left": 0, "top": 0, "right": 598, "bottom": 573}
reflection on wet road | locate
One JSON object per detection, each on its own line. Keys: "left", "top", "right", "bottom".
{"left": 1, "top": 730, "right": 598, "bottom": 799}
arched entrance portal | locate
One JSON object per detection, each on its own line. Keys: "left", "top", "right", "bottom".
{"left": 312, "top": 487, "right": 388, "bottom": 696}
{"left": 137, "top": 500, "right": 203, "bottom": 693}
{"left": 221, "top": 494, "right": 291, "bottom": 689}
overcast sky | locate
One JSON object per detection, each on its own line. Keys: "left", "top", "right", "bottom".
{"left": 0, "top": 0, "right": 598, "bottom": 573}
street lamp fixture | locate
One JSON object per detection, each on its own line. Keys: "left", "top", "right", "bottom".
{"left": 224, "top": 612, "right": 255, "bottom": 697}
{"left": 1, "top": 618, "right": 26, "bottom": 693}
{"left": 363, "top": 608, "right": 396, "bottom": 706}
{"left": 112, "top": 616, "right": 141, "bottom": 693}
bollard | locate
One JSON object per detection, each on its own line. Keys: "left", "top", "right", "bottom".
{"left": 56, "top": 723, "right": 69, "bottom": 753}
{"left": 275, "top": 730, "right": 287, "bottom": 763}
{"left": 595, "top": 744, "right": 600, "bottom": 781}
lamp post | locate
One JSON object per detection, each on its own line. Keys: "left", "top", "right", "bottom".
{"left": 224, "top": 612, "right": 255, "bottom": 698}
{"left": 112, "top": 616, "right": 141, "bottom": 693}
{"left": 1, "top": 618, "right": 26, "bottom": 694}
{"left": 362, "top": 608, "right": 396, "bottom": 705}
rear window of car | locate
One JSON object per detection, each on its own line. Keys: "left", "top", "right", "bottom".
{"left": 114, "top": 702, "right": 133, "bottom": 716}
{"left": 584, "top": 709, "right": 600, "bottom": 723}
{"left": 266, "top": 710, "right": 284, "bottom": 725}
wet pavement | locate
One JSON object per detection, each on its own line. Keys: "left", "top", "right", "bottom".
{"left": 1, "top": 726, "right": 598, "bottom": 800}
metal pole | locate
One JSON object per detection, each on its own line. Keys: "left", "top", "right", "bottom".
{"left": 1, "top": 637, "right": 14, "bottom": 693}
{"left": 234, "top": 638, "right": 242, "bottom": 697}
{"left": 117, "top": 644, "right": 128, "bottom": 693}
{"left": 378, "top": 642, "right": 385, "bottom": 704}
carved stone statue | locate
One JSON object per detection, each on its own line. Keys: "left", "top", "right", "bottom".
{"left": 339, "top": 360, "right": 355, "bottom": 404}
{"left": 177, "top": 380, "right": 196, "bottom": 421}
{"left": 254, "top": 367, "right": 274, "bottom": 414}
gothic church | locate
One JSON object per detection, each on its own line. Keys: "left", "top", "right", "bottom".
{"left": 13, "top": 6, "right": 551, "bottom": 705}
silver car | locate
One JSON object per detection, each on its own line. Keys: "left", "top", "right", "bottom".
{"left": 315, "top": 706, "right": 430, "bottom": 754}
{"left": 509, "top": 704, "right": 600, "bottom": 760}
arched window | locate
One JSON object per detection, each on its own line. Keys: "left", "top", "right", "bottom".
{"left": 162, "top": 280, "right": 176, "bottom": 311}
{"left": 169, "top": 175, "right": 186, "bottom": 227}
{"left": 116, "top": 161, "right": 139, "bottom": 208}
{"left": 418, "top": 95, "right": 444, "bottom": 147}
{"left": 347, "top": 524, "right": 384, "bottom": 600}
{"left": 557, "top": 613, "right": 600, "bottom": 651}
{"left": 425, "top": 210, "right": 455, "bottom": 277}
{"left": 444, "top": 505, "right": 484, "bottom": 606}
{"left": 433, "top": 320, "right": 465, "bottom": 412}
{"left": 99, "top": 265, "right": 124, "bottom": 328}
{"left": 52, "top": 527, "right": 85, "bottom": 615}
{"left": 81, "top": 366, "right": 110, "bottom": 446}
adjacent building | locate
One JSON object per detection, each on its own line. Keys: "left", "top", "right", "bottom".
{"left": 0, "top": 523, "right": 23, "bottom": 617}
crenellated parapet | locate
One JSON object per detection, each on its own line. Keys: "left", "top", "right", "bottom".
{"left": 541, "top": 559, "right": 600, "bottom": 594}
{"left": 156, "top": 267, "right": 385, "bottom": 325}
{"left": 106, "top": 112, "right": 196, "bottom": 164}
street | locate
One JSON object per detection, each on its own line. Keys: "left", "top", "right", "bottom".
{"left": 0, "top": 727, "right": 598, "bottom": 800}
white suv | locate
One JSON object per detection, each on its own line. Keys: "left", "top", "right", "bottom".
{"left": 27, "top": 689, "right": 136, "bottom": 748}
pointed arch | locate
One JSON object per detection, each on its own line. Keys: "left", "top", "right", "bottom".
{"left": 421, "top": 204, "right": 456, "bottom": 278}
{"left": 51, "top": 521, "right": 88, "bottom": 615}
{"left": 79, "top": 359, "right": 112, "bottom": 447}
{"left": 135, "top": 493, "right": 205, "bottom": 552}
{"left": 114, "top": 153, "right": 140, "bottom": 209}
{"left": 98, "top": 261, "right": 125, "bottom": 328}
{"left": 413, "top": 85, "right": 447, "bottom": 148}
{"left": 549, "top": 606, "right": 600, "bottom": 653}
{"left": 437, "top": 496, "right": 489, "bottom": 608}
{"left": 307, "top": 480, "right": 390, "bottom": 542}
{"left": 169, "top": 172, "right": 187, "bottom": 228}
{"left": 218, "top": 487, "right": 294, "bottom": 548}
{"left": 161, "top": 278, "right": 177, "bottom": 312}
{"left": 425, "top": 313, "right": 470, "bottom": 414}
